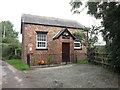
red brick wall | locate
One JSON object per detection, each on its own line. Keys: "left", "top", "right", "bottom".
{"left": 22, "top": 24, "right": 87, "bottom": 65}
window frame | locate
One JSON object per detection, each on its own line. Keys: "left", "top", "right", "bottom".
{"left": 36, "top": 34, "right": 47, "bottom": 49}
{"left": 73, "top": 35, "right": 82, "bottom": 50}
{"left": 74, "top": 41, "right": 82, "bottom": 49}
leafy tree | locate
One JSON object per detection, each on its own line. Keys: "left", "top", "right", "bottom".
{"left": 70, "top": 0, "right": 120, "bottom": 72}
{"left": 83, "top": 26, "right": 99, "bottom": 62}
{"left": 87, "top": 26, "right": 99, "bottom": 48}
{"left": 0, "top": 21, "right": 21, "bottom": 60}
{"left": 1, "top": 21, "right": 18, "bottom": 43}
{"left": 73, "top": 32, "right": 86, "bottom": 46}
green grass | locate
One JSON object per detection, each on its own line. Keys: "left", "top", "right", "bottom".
{"left": 6, "top": 59, "right": 29, "bottom": 71}
{"left": 76, "top": 60, "right": 88, "bottom": 64}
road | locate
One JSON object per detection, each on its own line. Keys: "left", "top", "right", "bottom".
{"left": 1, "top": 60, "right": 120, "bottom": 88}
{"left": 2, "top": 60, "right": 35, "bottom": 88}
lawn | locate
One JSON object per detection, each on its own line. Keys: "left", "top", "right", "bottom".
{"left": 6, "top": 59, "right": 29, "bottom": 71}
{"left": 76, "top": 60, "right": 88, "bottom": 64}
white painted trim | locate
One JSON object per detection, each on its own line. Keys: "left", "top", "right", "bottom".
{"left": 52, "top": 30, "right": 61, "bottom": 39}
{"left": 74, "top": 41, "right": 82, "bottom": 49}
{"left": 36, "top": 47, "right": 47, "bottom": 49}
{"left": 36, "top": 33, "right": 47, "bottom": 49}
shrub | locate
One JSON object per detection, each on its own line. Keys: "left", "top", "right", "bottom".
{"left": 47, "top": 57, "right": 51, "bottom": 62}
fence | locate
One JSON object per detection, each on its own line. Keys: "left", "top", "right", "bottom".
{"left": 88, "top": 53, "right": 111, "bottom": 65}
{"left": 27, "top": 52, "right": 111, "bottom": 66}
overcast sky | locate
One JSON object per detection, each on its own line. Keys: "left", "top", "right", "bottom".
{"left": 0, "top": 0, "right": 104, "bottom": 43}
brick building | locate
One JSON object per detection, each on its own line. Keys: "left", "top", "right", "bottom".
{"left": 21, "top": 14, "right": 87, "bottom": 65}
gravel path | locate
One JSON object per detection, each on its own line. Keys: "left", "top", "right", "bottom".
{"left": 24, "top": 64, "right": 119, "bottom": 88}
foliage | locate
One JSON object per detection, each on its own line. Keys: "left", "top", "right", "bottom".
{"left": 94, "top": 46, "right": 107, "bottom": 54}
{"left": 47, "top": 57, "right": 51, "bottom": 65}
{"left": 70, "top": 0, "right": 82, "bottom": 13}
{"left": 76, "top": 60, "right": 88, "bottom": 64}
{"left": 70, "top": 1, "right": 120, "bottom": 73}
{"left": 89, "top": 46, "right": 111, "bottom": 67}
{"left": 73, "top": 32, "right": 87, "bottom": 46}
{"left": 84, "top": 26, "right": 99, "bottom": 62}
{"left": 36, "top": 60, "right": 45, "bottom": 65}
{"left": 87, "top": 26, "right": 99, "bottom": 48}
{"left": 0, "top": 21, "right": 21, "bottom": 60}
{"left": 33, "top": 57, "right": 37, "bottom": 63}
{"left": 87, "top": 2, "right": 120, "bottom": 73}
{"left": 47, "top": 57, "right": 51, "bottom": 62}
{"left": 6, "top": 59, "right": 29, "bottom": 70}
{"left": 37, "top": 61, "right": 41, "bottom": 65}
{"left": 1, "top": 21, "right": 18, "bottom": 42}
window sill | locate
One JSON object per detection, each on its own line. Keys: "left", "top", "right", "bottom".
{"left": 74, "top": 48, "right": 82, "bottom": 50}
{"left": 36, "top": 48, "right": 48, "bottom": 50}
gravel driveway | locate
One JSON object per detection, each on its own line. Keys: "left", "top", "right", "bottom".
{"left": 24, "top": 64, "right": 119, "bottom": 88}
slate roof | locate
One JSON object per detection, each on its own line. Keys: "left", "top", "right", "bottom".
{"left": 53, "top": 28, "right": 76, "bottom": 40}
{"left": 21, "top": 14, "right": 85, "bottom": 33}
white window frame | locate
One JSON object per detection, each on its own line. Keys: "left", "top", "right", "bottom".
{"left": 36, "top": 34, "right": 47, "bottom": 49}
{"left": 74, "top": 41, "right": 82, "bottom": 49}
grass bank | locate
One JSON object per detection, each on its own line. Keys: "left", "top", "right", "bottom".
{"left": 6, "top": 59, "right": 29, "bottom": 71}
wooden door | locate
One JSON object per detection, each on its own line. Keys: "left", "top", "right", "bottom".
{"left": 62, "top": 43, "right": 70, "bottom": 62}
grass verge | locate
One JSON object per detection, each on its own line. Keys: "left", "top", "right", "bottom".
{"left": 76, "top": 60, "right": 88, "bottom": 64}
{"left": 6, "top": 59, "right": 29, "bottom": 71}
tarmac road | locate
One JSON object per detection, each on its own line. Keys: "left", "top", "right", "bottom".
{"left": 1, "top": 60, "right": 120, "bottom": 88}
{"left": 2, "top": 60, "right": 35, "bottom": 88}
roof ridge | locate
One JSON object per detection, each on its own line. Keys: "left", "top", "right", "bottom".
{"left": 21, "top": 14, "right": 85, "bottom": 29}
{"left": 22, "top": 14, "right": 79, "bottom": 23}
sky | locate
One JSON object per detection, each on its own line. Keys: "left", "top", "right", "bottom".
{"left": 0, "top": 0, "right": 105, "bottom": 44}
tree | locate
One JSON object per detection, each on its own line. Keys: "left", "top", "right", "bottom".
{"left": 73, "top": 32, "right": 87, "bottom": 46}
{"left": 87, "top": 26, "right": 100, "bottom": 48}
{"left": 1, "top": 21, "right": 18, "bottom": 43}
{"left": 0, "top": 21, "right": 21, "bottom": 60}
{"left": 70, "top": 0, "right": 120, "bottom": 72}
